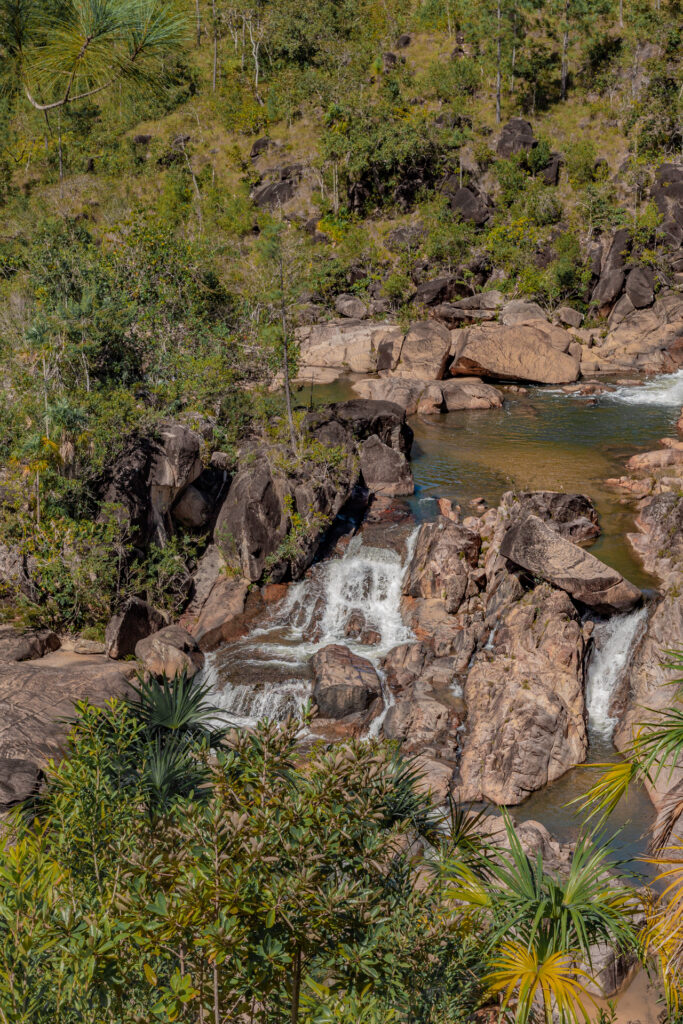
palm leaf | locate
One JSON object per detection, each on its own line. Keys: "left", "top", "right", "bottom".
{"left": 641, "top": 848, "right": 683, "bottom": 1012}
{"left": 128, "top": 669, "right": 229, "bottom": 748}
{"left": 649, "top": 779, "right": 683, "bottom": 855}
{"left": 570, "top": 759, "right": 641, "bottom": 827}
{"left": 486, "top": 940, "right": 593, "bottom": 1024}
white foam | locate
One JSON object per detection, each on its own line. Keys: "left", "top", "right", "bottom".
{"left": 608, "top": 369, "right": 683, "bottom": 407}
{"left": 203, "top": 529, "right": 419, "bottom": 733}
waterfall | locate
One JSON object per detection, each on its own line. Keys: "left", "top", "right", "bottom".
{"left": 202, "top": 530, "right": 418, "bottom": 732}
{"left": 585, "top": 606, "right": 648, "bottom": 739}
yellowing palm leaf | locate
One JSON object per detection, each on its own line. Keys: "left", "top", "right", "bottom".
{"left": 642, "top": 847, "right": 683, "bottom": 1011}
{"left": 486, "top": 941, "right": 593, "bottom": 1024}
{"left": 571, "top": 759, "right": 640, "bottom": 826}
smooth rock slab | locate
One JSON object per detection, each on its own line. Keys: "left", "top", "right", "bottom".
{"left": 0, "top": 652, "right": 134, "bottom": 808}
{"left": 500, "top": 514, "right": 641, "bottom": 613}
{"left": 352, "top": 375, "right": 502, "bottom": 415}
{"left": 391, "top": 321, "right": 451, "bottom": 380}
{"left": 295, "top": 320, "right": 403, "bottom": 375}
{"left": 450, "top": 322, "right": 580, "bottom": 384}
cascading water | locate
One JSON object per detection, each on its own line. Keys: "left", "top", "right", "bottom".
{"left": 585, "top": 606, "right": 648, "bottom": 739}
{"left": 202, "top": 530, "right": 418, "bottom": 732}
{"left": 608, "top": 369, "right": 683, "bottom": 407}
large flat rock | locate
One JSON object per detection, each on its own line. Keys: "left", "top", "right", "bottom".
{"left": 390, "top": 321, "right": 451, "bottom": 380}
{"left": 0, "top": 652, "right": 134, "bottom": 807}
{"left": 500, "top": 514, "right": 641, "bottom": 613}
{"left": 450, "top": 322, "right": 580, "bottom": 384}
{"left": 295, "top": 320, "right": 403, "bottom": 375}
{"left": 352, "top": 375, "right": 503, "bottom": 415}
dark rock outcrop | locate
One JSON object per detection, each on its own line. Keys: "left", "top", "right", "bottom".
{"left": 0, "top": 626, "right": 60, "bottom": 663}
{"left": 503, "top": 491, "right": 600, "bottom": 545}
{"left": 101, "top": 421, "right": 203, "bottom": 546}
{"left": 624, "top": 265, "right": 655, "bottom": 309}
{"left": 591, "top": 229, "right": 631, "bottom": 310}
{"left": 214, "top": 436, "right": 359, "bottom": 583}
{"left": 304, "top": 399, "right": 413, "bottom": 454}
{"left": 105, "top": 597, "right": 165, "bottom": 659}
{"left": 497, "top": 117, "right": 535, "bottom": 157}
{"left": 651, "top": 163, "right": 683, "bottom": 249}
{"left": 414, "top": 275, "right": 459, "bottom": 306}
{"left": 450, "top": 186, "right": 490, "bottom": 225}
{"left": 359, "top": 436, "right": 414, "bottom": 496}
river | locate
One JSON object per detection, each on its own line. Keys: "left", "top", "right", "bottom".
{"left": 209, "top": 370, "right": 683, "bottom": 876}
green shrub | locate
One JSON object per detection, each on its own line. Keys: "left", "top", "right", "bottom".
{"left": 564, "top": 139, "right": 597, "bottom": 187}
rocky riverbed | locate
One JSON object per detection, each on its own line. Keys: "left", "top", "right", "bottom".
{"left": 3, "top": 331, "right": 683, "bottom": 1015}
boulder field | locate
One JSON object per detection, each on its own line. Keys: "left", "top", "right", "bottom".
{"left": 300, "top": 487, "right": 641, "bottom": 805}
{"left": 294, "top": 284, "right": 683, "bottom": 391}
{"left": 2, "top": 380, "right": 680, "bottom": 831}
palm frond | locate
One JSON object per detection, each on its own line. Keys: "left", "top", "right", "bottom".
{"left": 649, "top": 779, "right": 683, "bottom": 855}
{"left": 139, "top": 734, "right": 206, "bottom": 813}
{"left": 441, "top": 798, "right": 495, "bottom": 870}
{"left": 641, "top": 848, "right": 683, "bottom": 1012}
{"left": 128, "top": 669, "right": 228, "bottom": 747}
{"left": 486, "top": 940, "right": 593, "bottom": 1024}
{"left": 380, "top": 752, "right": 438, "bottom": 839}
{"left": 570, "top": 759, "right": 641, "bottom": 826}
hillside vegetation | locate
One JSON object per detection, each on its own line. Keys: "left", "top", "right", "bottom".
{"left": 0, "top": 0, "right": 681, "bottom": 631}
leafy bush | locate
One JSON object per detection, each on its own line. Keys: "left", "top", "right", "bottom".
{"left": 0, "top": 703, "right": 481, "bottom": 1023}
{"left": 322, "top": 100, "right": 464, "bottom": 211}
{"left": 564, "top": 139, "right": 597, "bottom": 187}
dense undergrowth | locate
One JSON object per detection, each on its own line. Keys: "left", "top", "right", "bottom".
{"left": 0, "top": 673, "right": 648, "bottom": 1024}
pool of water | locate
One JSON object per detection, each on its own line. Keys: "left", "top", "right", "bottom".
{"left": 406, "top": 387, "right": 676, "bottom": 591}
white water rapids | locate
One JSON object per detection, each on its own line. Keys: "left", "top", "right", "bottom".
{"left": 585, "top": 606, "right": 648, "bottom": 739}
{"left": 202, "top": 531, "right": 418, "bottom": 732}
{"left": 608, "top": 368, "right": 683, "bottom": 407}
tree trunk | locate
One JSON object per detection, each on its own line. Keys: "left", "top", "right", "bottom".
{"left": 495, "top": 0, "right": 502, "bottom": 124}
{"left": 279, "top": 251, "right": 297, "bottom": 453}
{"left": 291, "top": 946, "right": 302, "bottom": 1024}
{"left": 57, "top": 110, "right": 63, "bottom": 184}
{"left": 212, "top": 0, "right": 218, "bottom": 90}
{"left": 619, "top": 0, "right": 623, "bottom": 27}
{"left": 561, "top": 0, "right": 569, "bottom": 101}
